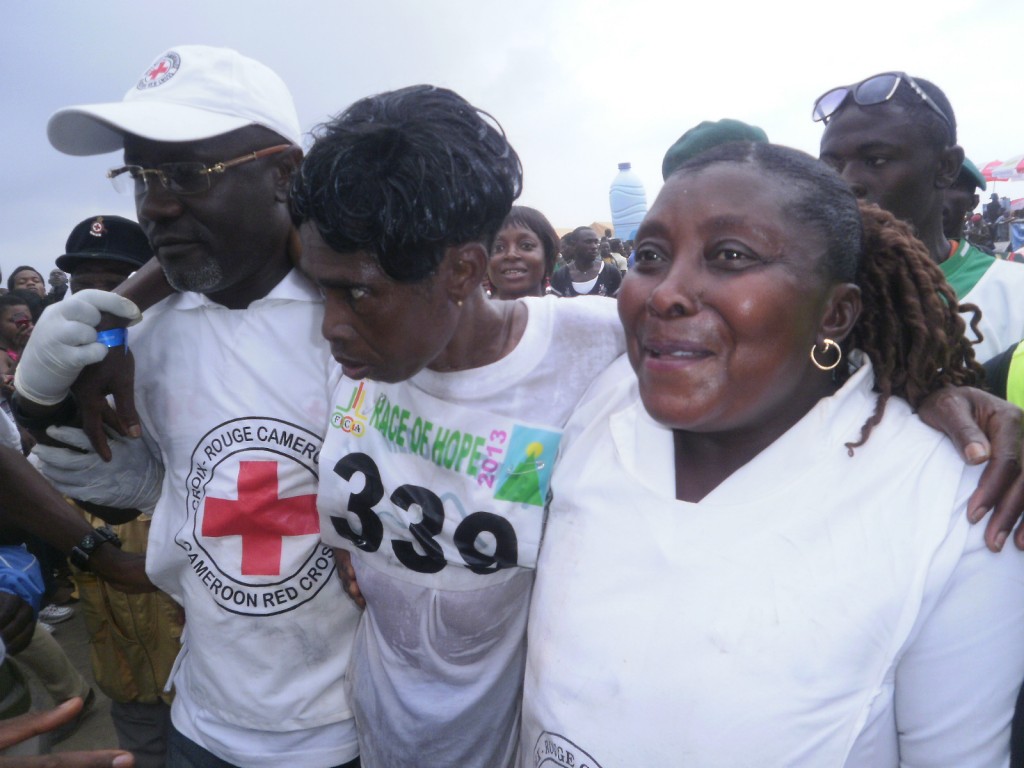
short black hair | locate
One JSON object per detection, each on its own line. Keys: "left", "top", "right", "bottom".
{"left": 0, "top": 293, "right": 30, "bottom": 311}
{"left": 567, "top": 226, "right": 598, "bottom": 244}
{"left": 7, "top": 266, "right": 43, "bottom": 293}
{"left": 7, "top": 289, "right": 44, "bottom": 321}
{"left": 291, "top": 85, "right": 523, "bottom": 283}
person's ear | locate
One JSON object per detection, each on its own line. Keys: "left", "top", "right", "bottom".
{"left": 441, "top": 242, "right": 488, "bottom": 304}
{"left": 272, "top": 146, "right": 303, "bottom": 203}
{"left": 936, "top": 145, "right": 965, "bottom": 191}
{"left": 818, "top": 282, "right": 862, "bottom": 346}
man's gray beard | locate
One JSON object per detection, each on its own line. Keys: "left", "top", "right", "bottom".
{"left": 163, "top": 261, "right": 223, "bottom": 294}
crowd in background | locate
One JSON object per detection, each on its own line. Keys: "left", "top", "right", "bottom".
{"left": 3, "top": 48, "right": 1024, "bottom": 768}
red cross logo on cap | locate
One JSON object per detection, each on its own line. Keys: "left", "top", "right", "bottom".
{"left": 202, "top": 461, "right": 319, "bottom": 576}
{"left": 137, "top": 52, "right": 180, "bottom": 90}
{"left": 89, "top": 217, "right": 106, "bottom": 238}
{"left": 148, "top": 60, "right": 169, "bottom": 80}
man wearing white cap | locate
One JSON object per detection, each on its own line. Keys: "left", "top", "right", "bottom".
{"left": 15, "top": 46, "right": 360, "bottom": 768}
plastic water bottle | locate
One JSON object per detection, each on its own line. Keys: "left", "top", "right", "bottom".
{"left": 609, "top": 162, "right": 648, "bottom": 242}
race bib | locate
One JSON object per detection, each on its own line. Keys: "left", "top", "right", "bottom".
{"left": 319, "top": 379, "right": 561, "bottom": 589}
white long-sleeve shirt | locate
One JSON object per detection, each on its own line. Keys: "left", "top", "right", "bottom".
{"left": 524, "top": 358, "right": 1024, "bottom": 767}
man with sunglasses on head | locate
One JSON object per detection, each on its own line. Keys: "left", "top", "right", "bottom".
{"left": 13, "top": 46, "right": 360, "bottom": 768}
{"left": 815, "top": 72, "right": 1024, "bottom": 362}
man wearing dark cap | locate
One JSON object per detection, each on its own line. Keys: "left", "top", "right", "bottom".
{"left": 14, "top": 46, "right": 360, "bottom": 767}
{"left": 816, "top": 71, "right": 1024, "bottom": 362}
{"left": 985, "top": 191, "right": 1005, "bottom": 226}
{"left": 57, "top": 215, "right": 151, "bottom": 294}
{"left": 943, "top": 157, "right": 987, "bottom": 243}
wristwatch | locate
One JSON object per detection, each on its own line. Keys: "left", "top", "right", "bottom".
{"left": 69, "top": 526, "right": 122, "bottom": 571}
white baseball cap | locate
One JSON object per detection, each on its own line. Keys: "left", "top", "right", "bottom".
{"left": 47, "top": 45, "right": 302, "bottom": 156}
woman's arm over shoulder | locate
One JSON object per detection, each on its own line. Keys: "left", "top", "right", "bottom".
{"left": 546, "top": 294, "right": 624, "bottom": 349}
{"left": 559, "top": 354, "right": 636, "bottom": 451}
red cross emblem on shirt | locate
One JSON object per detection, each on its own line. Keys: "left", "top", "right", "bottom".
{"left": 202, "top": 461, "right": 319, "bottom": 576}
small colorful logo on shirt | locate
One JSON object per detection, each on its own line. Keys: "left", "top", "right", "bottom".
{"left": 330, "top": 381, "right": 370, "bottom": 436}
{"left": 137, "top": 52, "right": 180, "bottom": 89}
{"left": 492, "top": 426, "right": 560, "bottom": 507}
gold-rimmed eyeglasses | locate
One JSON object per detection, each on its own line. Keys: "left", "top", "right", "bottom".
{"left": 107, "top": 143, "right": 292, "bottom": 196}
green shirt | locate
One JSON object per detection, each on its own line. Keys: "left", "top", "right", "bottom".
{"left": 940, "top": 239, "right": 996, "bottom": 298}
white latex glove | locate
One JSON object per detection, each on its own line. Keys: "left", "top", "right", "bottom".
{"left": 13, "top": 289, "right": 141, "bottom": 406}
{"left": 31, "top": 425, "right": 163, "bottom": 511}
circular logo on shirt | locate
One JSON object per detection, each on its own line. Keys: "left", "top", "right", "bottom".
{"left": 533, "top": 732, "right": 603, "bottom": 768}
{"left": 179, "top": 417, "right": 336, "bottom": 617}
{"left": 137, "top": 52, "right": 180, "bottom": 90}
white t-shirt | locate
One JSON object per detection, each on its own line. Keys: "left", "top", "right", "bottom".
{"left": 942, "top": 239, "right": 1024, "bottom": 362}
{"left": 317, "top": 296, "right": 625, "bottom": 768}
{"left": 965, "top": 256, "right": 1024, "bottom": 361}
{"left": 0, "top": 405, "right": 21, "bottom": 451}
{"left": 132, "top": 271, "right": 361, "bottom": 767}
{"left": 523, "top": 357, "right": 1024, "bottom": 767}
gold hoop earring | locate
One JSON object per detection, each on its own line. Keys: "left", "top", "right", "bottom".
{"left": 810, "top": 338, "right": 842, "bottom": 371}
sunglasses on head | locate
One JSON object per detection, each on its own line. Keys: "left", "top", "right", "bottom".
{"left": 811, "top": 72, "right": 953, "bottom": 136}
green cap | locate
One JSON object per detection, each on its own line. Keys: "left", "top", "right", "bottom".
{"left": 958, "top": 157, "right": 987, "bottom": 192}
{"left": 662, "top": 118, "right": 769, "bottom": 180}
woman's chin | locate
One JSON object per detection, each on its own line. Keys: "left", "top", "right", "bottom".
{"left": 637, "top": 387, "right": 714, "bottom": 432}
{"left": 493, "top": 281, "right": 540, "bottom": 300}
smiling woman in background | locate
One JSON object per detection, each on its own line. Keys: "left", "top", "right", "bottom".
{"left": 522, "top": 142, "right": 1024, "bottom": 767}
{"left": 487, "top": 206, "right": 558, "bottom": 300}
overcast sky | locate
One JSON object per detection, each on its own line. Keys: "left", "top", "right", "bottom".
{"left": 2, "top": 0, "right": 1022, "bottom": 284}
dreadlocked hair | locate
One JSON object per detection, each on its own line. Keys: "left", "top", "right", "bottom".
{"left": 841, "top": 202, "right": 984, "bottom": 452}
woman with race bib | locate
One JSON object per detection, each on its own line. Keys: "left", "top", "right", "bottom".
{"left": 291, "top": 85, "right": 625, "bottom": 768}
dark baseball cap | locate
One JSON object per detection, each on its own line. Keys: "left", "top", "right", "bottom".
{"left": 56, "top": 215, "right": 153, "bottom": 273}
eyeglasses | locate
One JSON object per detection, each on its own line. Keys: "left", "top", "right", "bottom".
{"left": 811, "top": 72, "right": 953, "bottom": 136}
{"left": 107, "top": 144, "right": 292, "bottom": 196}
